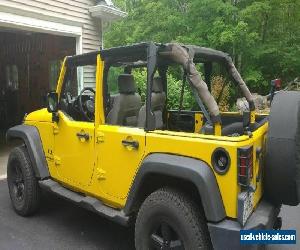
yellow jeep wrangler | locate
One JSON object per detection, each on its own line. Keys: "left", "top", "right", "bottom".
{"left": 6, "top": 43, "right": 300, "bottom": 250}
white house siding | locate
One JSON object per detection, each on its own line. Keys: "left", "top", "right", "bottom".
{"left": 0, "top": 0, "right": 102, "bottom": 88}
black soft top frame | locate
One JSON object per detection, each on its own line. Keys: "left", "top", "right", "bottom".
{"left": 66, "top": 42, "right": 254, "bottom": 131}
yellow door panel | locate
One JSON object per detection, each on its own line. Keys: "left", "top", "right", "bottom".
{"left": 95, "top": 125, "right": 146, "bottom": 199}
{"left": 54, "top": 112, "right": 95, "bottom": 188}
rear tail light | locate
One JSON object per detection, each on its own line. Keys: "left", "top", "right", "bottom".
{"left": 238, "top": 146, "right": 253, "bottom": 187}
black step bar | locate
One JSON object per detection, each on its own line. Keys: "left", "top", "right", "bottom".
{"left": 39, "top": 179, "right": 129, "bottom": 226}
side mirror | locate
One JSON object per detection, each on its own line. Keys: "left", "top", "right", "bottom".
{"left": 47, "top": 92, "right": 58, "bottom": 113}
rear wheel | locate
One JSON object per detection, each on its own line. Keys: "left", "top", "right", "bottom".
{"left": 135, "top": 188, "right": 212, "bottom": 250}
{"left": 265, "top": 91, "right": 300, "bottom": 206}
{"left": 7, "top": 145, "right": 40, "bottom": 216}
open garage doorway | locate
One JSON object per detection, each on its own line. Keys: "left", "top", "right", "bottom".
{"left": 0, "top": 30, "right": 76, "bottom": 128}
{"left": 0, "top": 29, "right": 76, "bottom": 177}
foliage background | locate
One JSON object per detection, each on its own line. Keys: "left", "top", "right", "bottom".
{"left": 105, "top": 0, "right": 300, "bottom": 108}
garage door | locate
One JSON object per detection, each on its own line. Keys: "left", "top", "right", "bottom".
{"left": 0, "top": 30, "right": 76, "bottom": 129}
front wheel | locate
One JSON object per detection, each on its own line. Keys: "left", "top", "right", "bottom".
{"left": 135, "top": 188, "right": 212, "bottom": 250}
{"left": 7, "top": 145, "right": 40, "bottom": 216}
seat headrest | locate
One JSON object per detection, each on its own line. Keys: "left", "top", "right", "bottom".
{"left": 118, "top": 74, "right": 136, "bottom": 94}
{"left": 152, "top": 77, "right": 164, "bottom": 93}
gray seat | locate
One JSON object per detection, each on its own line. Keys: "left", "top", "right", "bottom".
{"left": 138, "top": 77, "right": 166, "bottom": 129}
{"left": 106, "top": 74, "right": 141, "bottom": 126}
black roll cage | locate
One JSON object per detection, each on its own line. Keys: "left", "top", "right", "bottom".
{"left": 66, "top": 42, "right": 254, "bottom": 131}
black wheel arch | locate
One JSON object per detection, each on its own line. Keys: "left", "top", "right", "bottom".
{"left": 6, "top": 125, "right": 50, "bottom": 180}
{"left": 124, "top": 153, "right": 226, "bottom": 222}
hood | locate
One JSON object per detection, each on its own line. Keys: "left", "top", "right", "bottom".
{"left": 25, "top": 108, "right": 52, "bottom": 122}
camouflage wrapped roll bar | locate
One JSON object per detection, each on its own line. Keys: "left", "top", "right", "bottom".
{"left": 160, "top": 43, "right": 221, "bottom": 124}
{"left": 187, "top": 45, "right": 255, "bottom": 111}
{"left": 160, "top": 43, "right": 255, "bottom": 126}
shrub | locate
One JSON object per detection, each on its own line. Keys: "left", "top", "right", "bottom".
{"left": 211, "top": 76, "right": 230, "bottom": 112}
{"left": 132, "top": 69, "right": 196, "bottom": 110}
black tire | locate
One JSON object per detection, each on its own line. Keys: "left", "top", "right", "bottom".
{"left": 135, "top": 188, "right": 212, "bottom": 250}
{"left": 265, "top": 91, "right": 300, "bottom": 206}
{"left": 7, "top": 145, "right": 40, "bottom": 216}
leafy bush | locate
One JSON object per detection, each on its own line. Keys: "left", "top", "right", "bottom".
{"left": 166, "top": 74, "right": 196, "bottom": 110}
{"left": 132, "top": 69, "right": 147, "bottom": 102}
{"left": 211, "top": 76, "right": 230, "bottom": 112}
{"left": 132, "top": 69, "right": 196, "bottom": 110}
{"left": 106, "top": 0, "right": 300, "bottom": 100}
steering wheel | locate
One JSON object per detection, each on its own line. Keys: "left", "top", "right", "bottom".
{"left": 78, "top": 87, "right": 95, "bottom": 122}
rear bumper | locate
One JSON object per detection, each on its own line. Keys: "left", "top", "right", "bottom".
{"left": 208, "top": 199, "right": 280, "bottom": 250}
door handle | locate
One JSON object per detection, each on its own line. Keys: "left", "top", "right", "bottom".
{"left": 76, "top": 131, "right": 90, "bottom": 141}
{"left": 122, "top": 139, "right": 139, "bottom": 149}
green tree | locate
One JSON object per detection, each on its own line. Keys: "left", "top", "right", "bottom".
{"left": 107, "top": 0, "right": 300, "bottom": 101}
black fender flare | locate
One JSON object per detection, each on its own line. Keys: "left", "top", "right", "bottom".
{"left": 124, "top": 153, "right": 226, "bottom": 222}
{"left": 6, "top": 125, "right": 50, "bottom": 179}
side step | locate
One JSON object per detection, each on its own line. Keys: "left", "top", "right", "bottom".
{"left": 39, "top": 179, "right": 129, "bottom": 226}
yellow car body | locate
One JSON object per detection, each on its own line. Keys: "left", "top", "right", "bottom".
{"left": 8, "top": 43, "right": 289, "bottom": 250}
{"left": 24, "top": 54, "right": 266, "bottom": 220}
